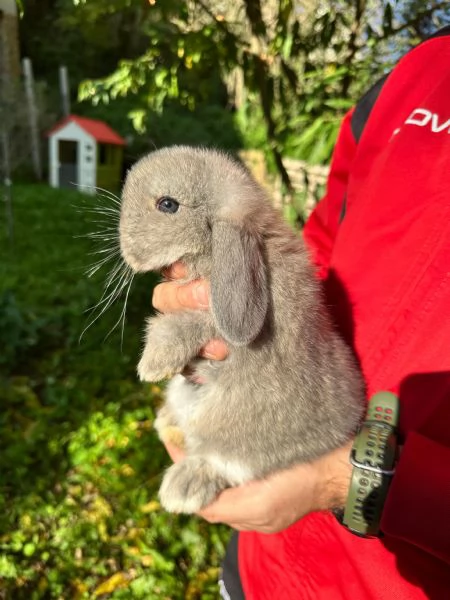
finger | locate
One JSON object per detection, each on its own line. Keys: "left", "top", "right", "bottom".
{"left": 162, "top": 261, "right": 187, "bottom": 281}
{"left": 197, "top": 484, "right": 259, "bottom": 524}
{"left": 152, "top": 280, "right": 210, "bottom": 312}
{"left": 199, "top": 339, "right": 229, "bottom": 361}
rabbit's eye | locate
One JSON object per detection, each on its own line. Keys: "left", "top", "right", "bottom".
{"left": 156, "top": 196, "right": 179, "bottom": 214}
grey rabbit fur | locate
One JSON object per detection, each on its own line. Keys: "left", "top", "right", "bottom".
{"left": 119, "top": 145, "right": 365, "bottom": 514}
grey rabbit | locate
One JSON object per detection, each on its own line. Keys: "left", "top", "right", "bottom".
{"left": 119, "top": 145, "right": 365, "bottom": 514}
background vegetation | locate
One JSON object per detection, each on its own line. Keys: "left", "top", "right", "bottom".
{"left": 0, "top": 185, "right": 229, "bottom": 598}
{"left": 18, "top": 1, "right": 450, "bottom": 178}
{"left": 1, "top": 1, "right": 450, "bottom": 598}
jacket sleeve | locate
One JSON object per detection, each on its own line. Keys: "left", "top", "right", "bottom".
{"left": 304, "top": 108, "right": 450, "bottom": 564}
{"left": 302, "top": 108, "right": 358, "bottom": 278}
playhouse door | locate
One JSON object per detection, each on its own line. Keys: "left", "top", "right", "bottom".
{"left": 58, "top": 140, "right": 78, "bottom": 188}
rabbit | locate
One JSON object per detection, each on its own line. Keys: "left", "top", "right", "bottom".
{"left": 119, "top": 145, "right": 366, "bottom": 514}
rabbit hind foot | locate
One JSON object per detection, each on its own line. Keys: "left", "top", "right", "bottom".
{"left": 159, "top": 456, "right": 228, "bottom": 514}
{"left": 154, "top": 404, "right": 186, "bottom": 450}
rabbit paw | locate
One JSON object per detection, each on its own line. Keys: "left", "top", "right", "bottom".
{"left": 138, "top": 314, "right": 207, "bottom": 382}
{"left": 159, "top": 457, "right": 227, "bottom": 514}
{"left": 137, "top": 352, "right": 183, "bottom": 382}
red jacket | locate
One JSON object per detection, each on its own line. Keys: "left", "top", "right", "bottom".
{"left": 238, "top": 29, "right": 450, "bottom": 599}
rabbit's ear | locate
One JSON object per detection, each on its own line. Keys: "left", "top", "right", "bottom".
{"left": 210, "top": 221, "right": 268, "bottom": 345}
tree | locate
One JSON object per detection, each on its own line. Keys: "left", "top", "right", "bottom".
{"left": 21, "top": 1, "right": 450, "bottom": 186}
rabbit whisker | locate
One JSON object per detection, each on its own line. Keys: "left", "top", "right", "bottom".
{"left": 93, "top": 186, "right": 122, "bottom": 205}
{"left": 85, "top": 259, "right": 124, "bottom": 310}
{"left": 78, "top": 232, "right": 119, "bottom": 243}
{"left": 104, "top": 259, "right": 128, "bottom": 290}
{"left": 83, "top": 220, "right": 119, "bottom": 229}
{"left": 85, "top": 251, "right": 121, "bottom": 278}
{"left": 87, "top": 245, "right": 120, "bottom": 258}
{"left": 80, "top": 266, "right": 132, "bottom": 341}
{"left": 120, "top": 271, "right": 134, "bottom": 348}
{"left": 83, "top": 208, "right": 120, "bottom": 220}
{"left": 103, "top": 269, "right": 135, "bottom": 347}
{"left": 84, "top": 233, "right": 119, "bottom": 243}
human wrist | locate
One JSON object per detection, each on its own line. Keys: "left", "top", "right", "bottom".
{"left": 314, "top": 440, "right": 353, "bottom": 512}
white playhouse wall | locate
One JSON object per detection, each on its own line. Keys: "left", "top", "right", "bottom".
{"left": 49, "top": 121, "right": 98, "bottom": 194}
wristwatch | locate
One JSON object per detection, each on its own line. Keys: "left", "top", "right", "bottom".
{"left": 342, "top": 391, "right": 400, "bottom": 537}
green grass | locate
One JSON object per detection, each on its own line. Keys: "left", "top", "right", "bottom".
{"left": 0, "top": 184, "right": 229, "bottom": 599}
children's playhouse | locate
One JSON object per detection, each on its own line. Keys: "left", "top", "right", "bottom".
{"left": 47, "top": 115, "right": 125, "bottom": 194}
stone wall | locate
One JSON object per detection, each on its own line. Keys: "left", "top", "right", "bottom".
{"left": 277, "top": 157, "right": 329, "bottom": 215}
{"left": 239, "top": 149, "right": 329, "bottom": 217}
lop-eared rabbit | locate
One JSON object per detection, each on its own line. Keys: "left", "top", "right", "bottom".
{"left": 120, "top": 146, "right": 365, "bottom": 514}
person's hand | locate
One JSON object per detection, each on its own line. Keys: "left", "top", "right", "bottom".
{"left": 164, "top": 440, "right": 353, "bottom": 533}
{"left": 152, "top": 261, "right": 228, "bottom": 360}
{"left": 154, "top": 263, "right": 353, "bottom": 533}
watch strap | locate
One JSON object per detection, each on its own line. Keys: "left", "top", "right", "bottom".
{"left": 342, "top": 391, "right": 400, "bottom": 537}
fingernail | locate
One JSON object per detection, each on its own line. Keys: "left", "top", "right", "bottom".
{"left": 193, "top": 282, "right": 209, "bottom": 308}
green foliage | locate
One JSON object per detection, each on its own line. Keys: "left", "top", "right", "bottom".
{"left": 141, "top": 104, "right": 242, "bottom": 150}
{"left": 20, "top": 0, "right": 450, "bottom": 191}
{"left": 0, "top": 290, "right": 44, "bottom": 369}
{"left": 71, "top": 0, "right": 450, "bottom": 176}
{"left": 0, "top": 184, "right": 230, "bottom": 598}
{"left": 80, "top": 100, "right": 243, "bottom": 158}
{"left": 77, "top": 1, "right": 229, "bottom": 115}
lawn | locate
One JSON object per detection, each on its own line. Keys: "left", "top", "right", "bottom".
{"left": 0, "top": 184, "right": 229, "bottom": 599}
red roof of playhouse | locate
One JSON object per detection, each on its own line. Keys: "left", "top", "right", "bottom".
{"left": 47, "top": 115, "right": 126, "bottom": 146}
